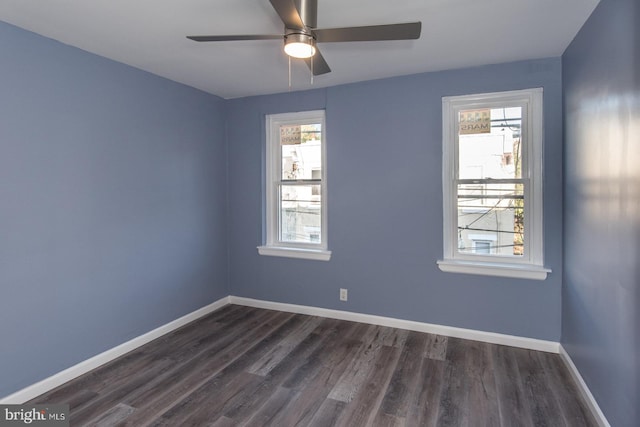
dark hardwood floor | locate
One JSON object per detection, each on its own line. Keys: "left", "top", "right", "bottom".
{"left": 31, "top": 305, "right": 597, "bottom": 426}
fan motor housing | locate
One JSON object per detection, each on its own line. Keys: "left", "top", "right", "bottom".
{"left": 284, "top": 30, "right": 315, "bottom": 43}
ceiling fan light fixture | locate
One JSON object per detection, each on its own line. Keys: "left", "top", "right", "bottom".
{"left": 284, "top": 33, "right": 316, "bottom": 58}
{"left": 187, "top": 0, "right": 422, "bottom": 77}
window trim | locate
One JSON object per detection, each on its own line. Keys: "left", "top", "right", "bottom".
{"left": 257, "top": 110, "right": 331, "bottom": 261}
{"left": 437, "top": 88, "right": 550, "bottom": 280}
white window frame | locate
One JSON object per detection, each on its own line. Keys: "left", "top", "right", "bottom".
{"left": 257, "top": 110, "right": 331, "bottom": 261}
{"left": 437, "top": 88, "right": 550, "bottom": 280}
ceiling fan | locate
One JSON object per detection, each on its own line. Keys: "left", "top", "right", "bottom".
{"left": 187, "top": 0, "right": 421, "bottom": 75}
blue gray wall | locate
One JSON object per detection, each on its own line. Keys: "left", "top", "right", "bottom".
{"left": 0, "top": 22, "right": 228, "bottom": 397}
{"left": 562, "top": 0, "right": 640, "bottom": 425}
{"left": 227, "top": 58, "right": 564, "bottom": 341}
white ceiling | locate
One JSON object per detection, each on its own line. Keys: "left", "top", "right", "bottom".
{"left": 0, "top": 0, "right": 599, "bottom": 99}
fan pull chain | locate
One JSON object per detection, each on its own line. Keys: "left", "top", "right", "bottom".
{"left": 288, "top": 56, "right": 292, "bottom": 91}
{"left": 311, "top": 55, "right": 314, "bottom": 85}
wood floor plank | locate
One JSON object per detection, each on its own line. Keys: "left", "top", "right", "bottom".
{"left": 29, "top": 305, "right": 256, "bottom": 408}
{"left": 150, "top": 304, "right": 247, "bottom": 353}
{"left": 113, "top": 308, "right": 284, "bottom": 417}
{"left": 380, "top": 326, "right": 409, "bottom": 348}
{"left": 405, "top": 357, "right": 445, "bottom": 427}
{"left": 266, "top": 333, "right": 363, "bottom": 426}
{"left": 49, "top": 388, "right": 98, "bottom": 412}
{"left": 436, "top": 337, "right": 470, "bottom": 426}
{"left": 307, "top": 398, "right": 347, "bottom": 426}
{"left": 83, "top": 402, "right": 135, "bottom": 427}
{"left": 515, "top": 347, "right": 567, "bottom": 427}
{"left": 219, "top": 319, "right": 361, "bottom": 425}
{"left": 161, "top": 307, "right": 274, "bottom": 364}
{"left": 121, "top": 311, "right": 297, "bottom": 426}
{"left": 30, "top": 343, "right": 169, "bottom": 407}
{"left": 247, "top": 315, "right": 323, "bottom": 376}
{"left": 208, "top": 415, "right": 236, "bottom": 427}
{"left": 262, "top": 370, "right": 333, "bottom": 426}
{"left": 465, "top": 341, "right": 500, "bottom": 427}
{"left": 423, "top": 333, "right": 448, "bottom": 361}
{"left": 492, "top": 344, "right": 534, "bottom": 427}
{"left": 152, "top": 316, "right": 336, "bottom": 426}
{"left": 242, "top": 386, "right": 299, "bottom": 427}
{"left": 378, "top": 330, "right": 429, "bottom": 418}
{"left": 281, "top": 319, "right": 360, "bottom": 390}
{"left": 143, "top": 374, "right": 263, "bottom": 426}
{"left": 69, "top": 358, "right": 176, "bottom": 426}
{"left": 175, "top": 372, "right": 262, "bottom": 426}
{"left": 374, "top": 413, "right": 406, "bottom": 427}
{"left": 127, "top": 309, "right": 293, "bottom": 406}
{"left": 28, "top": 305, "right": 599, "bottom": 427}
{"left": 539, "top": 351, "right": 598, "bottom": 427}
{"left": 220, "top": 318, "right": 339, "bottom": 424}
{"left": 328, "top": 324, "right": 399, "bottom": 403}
{"left": 334, "top": 345, "right": 402, "bottom": 427}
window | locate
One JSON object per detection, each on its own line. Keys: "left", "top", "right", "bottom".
{"left": 437, "top": 89, "right": 550, "bottom": 280}
{"left": 257, "top": 110, "right": 331, "bottom": 261}
{"left": 473, "top": 240, "right": 492, "bottom": 254}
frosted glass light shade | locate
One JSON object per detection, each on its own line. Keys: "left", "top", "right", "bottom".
{"left": 284, "top": 33, "right": 316, "bottom": 58}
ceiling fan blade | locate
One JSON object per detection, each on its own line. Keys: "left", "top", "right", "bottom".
{"left": 269, "top": 0, "right": 305, "bottom": 30}
{"left": 187, "top": 35, "right": 282, "bottom": 42}
{"left": 313, "top": 22, "right": 421, "bottom": 43}
{"left": 304, "top": 48, "right": 331, "bottom": 75}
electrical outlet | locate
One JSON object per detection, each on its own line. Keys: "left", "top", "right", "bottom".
{"left": 340, "top": 288, "right": 348, "bottom": 301}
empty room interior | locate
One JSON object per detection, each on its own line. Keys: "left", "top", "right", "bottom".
{"left": 0, "top": 0, "right": 638, "bottom": 426}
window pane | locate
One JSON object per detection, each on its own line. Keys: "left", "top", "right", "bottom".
{"left": 280, "top": 124, "right": 322, "bottom": 180}
{"left": 457, "top": 183, "right": 524, "bottom": 256}
{"left": 279, "top": 184, "right": 322, "bottom": 243}
{"left": 458, "top": 107, "right": 522, "bottom": 180}
{"left": 474, "top": 241, "right": 492, "bottom": 254}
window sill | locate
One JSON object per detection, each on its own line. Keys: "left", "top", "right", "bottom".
{"left": 437, "top": 259, "right": 550, "bottom": 280}
{"left": 257, "top": 246, "right": 332, "bottom": 261}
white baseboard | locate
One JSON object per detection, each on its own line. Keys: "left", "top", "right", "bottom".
{"left": 559, "top": 345, "right": 610, "bottom": 427}
{"left": 229, "top": 296, "right": 560, "bottom": 353}
{"left": 0, "top": 296, "right": 231, "bottom": 404}
{"left": 1, "top": 295, "right": 567, "bottom": 405}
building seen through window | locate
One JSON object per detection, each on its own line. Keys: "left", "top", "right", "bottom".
{"left": 279, "top": 124, "right": 322, "bottom": 244}
{"left": 457, "top": 107, "right": 523, "bottom": 256}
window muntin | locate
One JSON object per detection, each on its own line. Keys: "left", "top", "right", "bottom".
{"left": 260, "top": 110, "right": 329, "bottom": 260}
{"left": 439, "top": 89, "right": 548, "bottom": 279}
